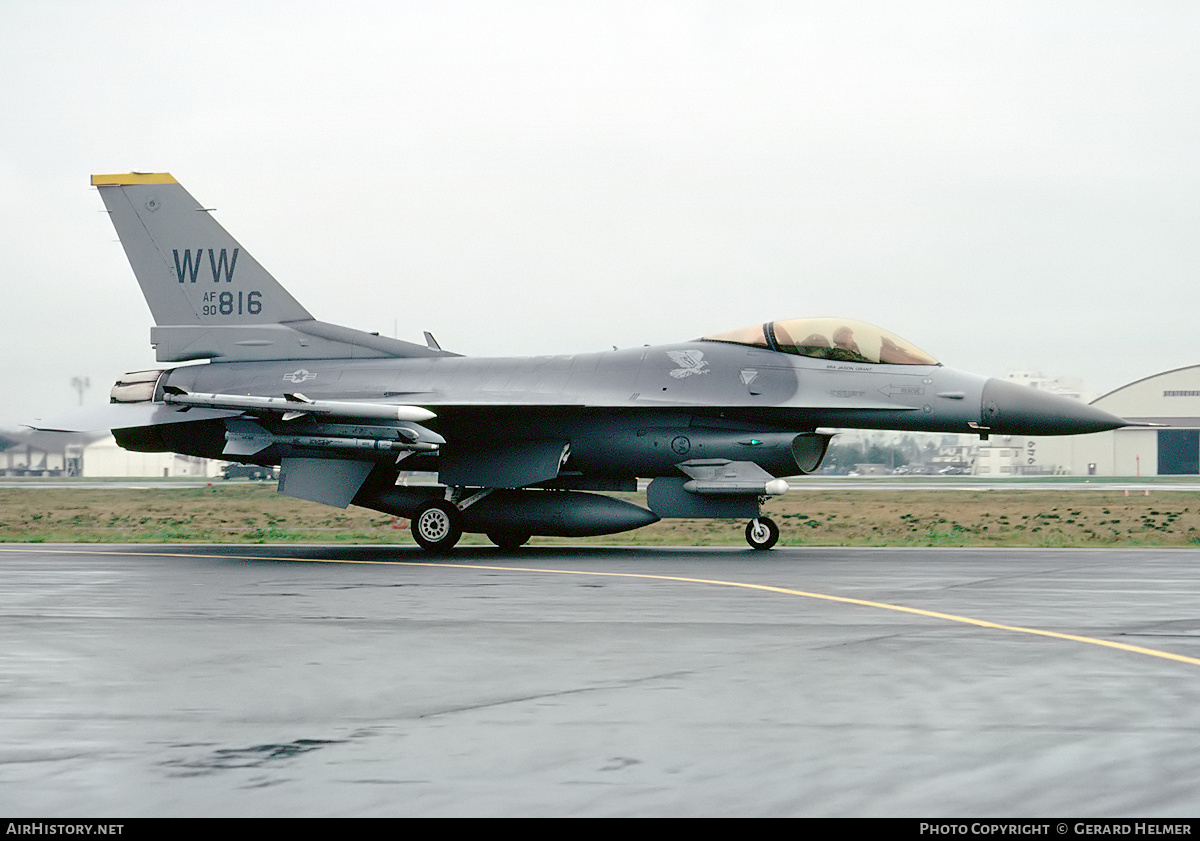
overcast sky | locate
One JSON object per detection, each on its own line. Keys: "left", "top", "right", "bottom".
{"left": 2, "top": 0, "right": 1198, "bottom": 426}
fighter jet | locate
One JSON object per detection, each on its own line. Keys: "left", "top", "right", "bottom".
{"left": 32, "top": 173, "right": 1128, "bottom": 551}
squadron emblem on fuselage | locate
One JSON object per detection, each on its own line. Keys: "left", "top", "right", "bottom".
{"left": 666, "top": 350, "right": 709, "bottom": 378}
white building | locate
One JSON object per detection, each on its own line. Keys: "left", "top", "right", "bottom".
{"left": 1004, "top": 370, "right": 1088, "bottom": 402}
{"left": 80, "top": 435, "right": 219, "bottom": 478}
{"left": 0, "top": 429, "right": 98, "bottom": 476}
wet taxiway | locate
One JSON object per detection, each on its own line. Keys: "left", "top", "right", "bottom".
{"left": 3, "top": 543, "right": 1200, "bottom": 817}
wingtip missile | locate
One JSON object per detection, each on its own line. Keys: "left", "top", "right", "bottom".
{"left": 162, "top": 389, "right": 436, "bottom": 423}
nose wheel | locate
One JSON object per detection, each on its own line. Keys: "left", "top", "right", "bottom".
{"left": 411, "top": 500, "right": 463, "bottom": 553}
{"left": 745, "top": 517, "right": 779, "bottom": 550}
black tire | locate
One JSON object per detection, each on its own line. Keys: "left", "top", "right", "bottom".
{"left": 745, "top": 517, "right": 780, "bottom": 550}
{"left": 487, "top": 531, "right": 531, "bottom": 550}
{"left": 411, "top": 500, "right": 463, "bottom": 553}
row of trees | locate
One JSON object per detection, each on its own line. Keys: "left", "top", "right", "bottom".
{"left": 821, "top": 434, "right": 949, "bottom": 473}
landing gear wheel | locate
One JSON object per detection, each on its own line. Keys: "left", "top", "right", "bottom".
{"left": 745, "top": 517, "right": 779, "bottom": 550}
{"left": 411, "top": 500, "right": 463, "bottom": 553}
{"left": 487, "top": 531, "right": 531, "bottom": 551}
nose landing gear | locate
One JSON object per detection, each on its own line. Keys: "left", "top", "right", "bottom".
{"left": 745, "top": 517, "right": 779, "bottom": 550}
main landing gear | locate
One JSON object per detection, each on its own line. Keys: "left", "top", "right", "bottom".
{"left": 411, "top": 494, "right": 532, "bottom": 552}
{"left": 412, "top": 494, "right": 530, "bottom": 554}
{"left": 745, "top": 517, "right": 779, "bottom": 550}
{"left": 411, "top": 500, "right": 463, "bottom": 553}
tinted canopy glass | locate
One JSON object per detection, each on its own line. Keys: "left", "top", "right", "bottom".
{"left": 703, "top": 318, "right": 939, "bottom": 366}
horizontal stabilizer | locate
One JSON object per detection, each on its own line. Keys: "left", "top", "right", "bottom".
{"left": 27, "top": 403, "right": 239, "bottom": 433}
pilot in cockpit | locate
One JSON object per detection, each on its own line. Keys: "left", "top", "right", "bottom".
{"left": 702, "top": 318, "right": 939, "bottom": 367}
{"left": 826, "top": 325, "right": 870, "bottom": 363}
{"left": 832, "top": 326, "right": 860, "bottom": 355}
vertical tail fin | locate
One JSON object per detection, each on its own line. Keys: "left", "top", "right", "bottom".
{"left": 92, "top": 173, "right": 311, "bottom": 327}
{"left": 92, "top": 173, "right": 449, "bottom": 362}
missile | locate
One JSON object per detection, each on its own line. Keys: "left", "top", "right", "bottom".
{"left": 163, "top": 387, "right": 436, "bottom": 422}
{"left": 222, "top": 418, "right": 443, "bottom": 457}
{"left": 676, "top": 459, "right": 790, "bottom": 497}
{"left": 243, "top": 433, "right": 439, "bottom": 455}
{"left": 683, "top": 477, "right": 790, "bottom": 496}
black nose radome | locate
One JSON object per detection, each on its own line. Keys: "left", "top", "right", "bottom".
{"left": 981, "top": 378, "right": 1128, "bottom": 436}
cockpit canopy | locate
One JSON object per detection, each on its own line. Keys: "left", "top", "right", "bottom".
{"left": 702, "top": 318, "right": 939, "bottom": 366}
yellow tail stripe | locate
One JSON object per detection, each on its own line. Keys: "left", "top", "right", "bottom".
{"left": 91, "top": 172, "right": 178, "bottom": 186}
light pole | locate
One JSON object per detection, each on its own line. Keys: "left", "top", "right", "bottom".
{"left": 70, "top": 376, "right": 90, "bottom": 406}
